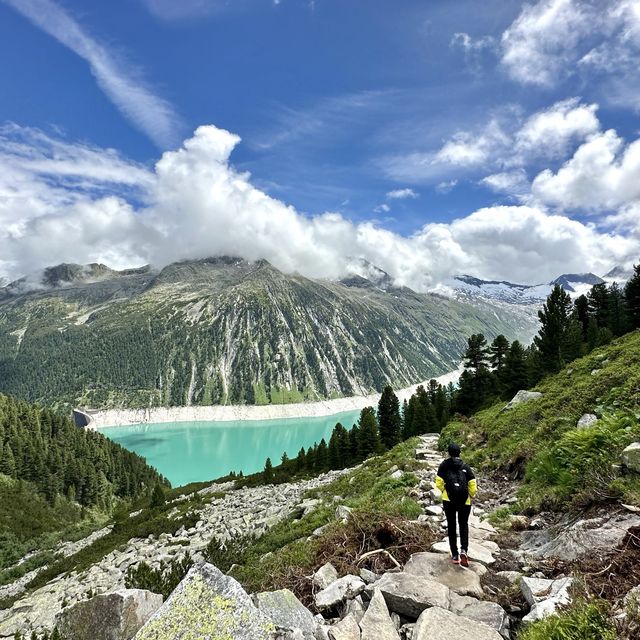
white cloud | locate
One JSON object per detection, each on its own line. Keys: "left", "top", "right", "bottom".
{"left": 500, "top": 0, "right": 640, "bottom": 88}
{"left": 1, "top": 124, "right": 638, "bottom": 289}
{"left": 374, "top": 203, "right": 391, "bottom": 213}
{"left": 435, "top": 180, "right": 458, "bottom": 194}
{"left": 481, "top": 170, "right": 529, "bottom": 194}
{"left": 386, "top": 188, "right": 418, "bottom": 200}
{"left": 2, "top": 0, "right": 181, "bottom": 148}
{"left": 532, "top": 129, "right": 640, "bottom": 210}
{"left": 514, "top": 98, "right": 600, "bottom": 159}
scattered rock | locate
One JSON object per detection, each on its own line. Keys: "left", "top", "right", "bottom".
{"left": 449, "top": 593, "right": 509, "bottom": 636}
{"left": 133, "top": 563, "right": 274, "bottom": 639}
{"left": 315, "top": 576, "right": 366, "bottom": 610}
{"left": 56, "top": 589, "right": 162, "bottom": 640}
{"left": 496, "top": 571, "right": 522, "bottom": 585}
{"left": 424, "top": 506, "right": 443, "bottom": 517}
{"left": 254, "top": 589, "right": 316, "bottom": 638}
{"left": 430, "top": 541, "right": 496, "bottom": 565}
{"left": 521, "top": 576, "right": 573, "bottom": 622}
{"left": 345, "top": 596, "right": 366, "bottom": 624}
{"left": 313, "top": 563, "right": 339, "bottom": 590}
{"left": 374, "top": 572, "right": 450, "bottom": 619}
{"left": 335, "top": 505, "right": 353, "bottom": 521}
{"left": 390, "top": 470, "right": 404, "bottom": 480}
{"left": 413, "top": 607, "right": 502, "bottom": 640}
{"left": 577, "top": 414, "right": 598, "bottom": 429}
{"left": 403, "top": 552, "right": 484, "bottom": 598}
{"left": 622, "top": 443, "right": 640, "bottom": 473}
{"left": 429, "top": 488, "right": 442, "bottom": 502}
{"left": 359, "top": 589, "right": 400, "bottom": 640}
{"left": 501, "top": 390, "right": 543, "bottom": 412}
{"left": 328, "top": 613, "right": 361, "bottom": 640}
{"left": 359, "top": 569, "right": 379, "bottom": 585}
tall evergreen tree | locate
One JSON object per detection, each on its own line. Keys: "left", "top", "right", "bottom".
{"left": 377, "top": 385, "right": 402, "bottom": 450}
{"left": 501, "top": 340, "right": 529, "bottom": 398}
{"left": 490, "top": 335, "right": 510, "bottom": 371}
{"left": 464, "top": 334, "right": 491, "bottom": 370}
{"left": 356, "top": 407, "right": 381, "bottom": 458}
{"left": 587, "top": 283, "right": 611, "bottom": 327}
{"left": 625, "top": 264, "right": 640, "bottom": 330}
{"left": 534, "top": 285, "right": 575, "bottom": 373}
{"left": 574, "top": 294, "right": 590, "bottom": 338}
{"left": 607, "top": 282, "right": 628, "bottom": 336}
{"left": 263, "top": 457, "right": 274, "bottom": 483}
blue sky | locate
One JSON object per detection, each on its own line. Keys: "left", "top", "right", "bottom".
{"left": 0, "top": 0, "right": 639, "bottom": 288}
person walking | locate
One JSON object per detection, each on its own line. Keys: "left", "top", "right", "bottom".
{"left": 435, "top": 442, "right": 477, "bottom": 567}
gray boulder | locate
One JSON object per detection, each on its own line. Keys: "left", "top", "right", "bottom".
{"left": 255, "top": 589, "right": 316, "bottom": 638}
{"left": 328, "top": 613, "right": 361, "bottom": 640}
{"left": 449, "top": 593, "right": 509, "bottom": 637}
{"left": 55, "top": 589, "right": 163, "bottom": 640}
{"left": 335, "top": 505, "right": 353, "bottom": 521}
{"left": 133, "top": 563, "right": 274, "bottom": 639}
{"left": 521, "top": 576, "right": 573, "bottom": 622}
{"left": 623, "top": 443, "right": 640, "bottom": 473}
{"left": 313, "top": 563, "right": 339, "bottom": 590}
{"left": 413, "top": 607, "right": 502, "bottom": 640}
{"left": 403, "top": 552, "right": 484, "bottom": 598}
{"left": 315, "top": 576, "right": 366, "bottom": 610}
{"left": 501, "top": 391, "right": 543, "bottom": 412}
{"left": 374, "top": 572, "right": 450, "bottom": 619}
{"left": 359, "top": 589, "right": 400, "bottom": 640}
{"left": 430, "top": 540, "right": 496, "bottom": 565}
{"left": 577, "top": 414, "right": 598, "bottom": 429}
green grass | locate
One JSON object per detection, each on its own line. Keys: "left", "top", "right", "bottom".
{"left": 441, "top": 330, "right": 640, "bottom": 511}
{"left": 517, "top": 602, "right": 617, "bottom": 640}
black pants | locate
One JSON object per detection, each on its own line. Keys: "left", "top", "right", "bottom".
{"left": 443, "top": 500, "right": 471, "bottom": 556}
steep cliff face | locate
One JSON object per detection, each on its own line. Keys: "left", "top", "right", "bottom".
{"left": 0, "top": 257, "right": 536, "bottom": 408}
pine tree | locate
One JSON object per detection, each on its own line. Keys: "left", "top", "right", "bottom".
{"left": 150, "top": 483, "right": 165, "bottom": 508}
{"left": 377, "top": 386, "right": 402, "bottom": 450}
{"left": 464, "top": 334, "right": 491, "bottom": 371}
{"left": 316, "top": 439, "right": 329, "bottom": 472}
{"left": 574, "top": 294, "right": 590, "bottom": 338}
{"left": 356, "top": 407, "right": 381, "bottom": 459}
{"left": 626, "top": 264, "right": 640, "bottom": 329}
{"left": 263, "top": 457, "right": 274, "bottom": 483}
{"left": 295, "top": 448, "right": 306, "bottom": 472}
{"left": 587, "top": 283, "right": 611, "bottom": 327}
{"left": 501, "top": 340, "right": 529, "bottom": 398}
{"left": 607, "top": 282, "right": 628, "bottom": 336}
{"left": 0, "top": 444, "right": 16, "bottom": 477}
{"left": 534, "top": 285, "right": 574, "bottom": 373}
{"left": 490, "top": 335, "right": 510, "bottom": 371}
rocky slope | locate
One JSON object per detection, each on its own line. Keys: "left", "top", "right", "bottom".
{"left": 0, "top": 257, "right": 535, "bottom": 409}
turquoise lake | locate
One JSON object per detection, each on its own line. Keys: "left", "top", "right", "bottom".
{"left": 99, "top": 410, "right": 361, "bottom": 487}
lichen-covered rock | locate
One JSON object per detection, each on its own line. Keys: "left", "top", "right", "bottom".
{"left": 133, "top": 563, "right": 274, "bottom": 639}
{"left": 254, "top": 589, "right": 316, "bottom": 638}
{"left": 315, "top": 576, "right": 365, "bottom": 610}
{"left": 328, "top": 613, "right": 361, "bottom": 640}
{"left": 413, "top": 607, "right": 502, "bottom": 640}
{"left": 501, "top": 391, "right": 543, "bottom": 412}
{"left": 335, "top": 505, "right": 353, "bottom": 521}
{"left": 55, "top": 589, "right": 163, "bottom": 640}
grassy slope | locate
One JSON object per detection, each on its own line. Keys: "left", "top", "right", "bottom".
{"left": 441, "top": 329, "right": 640, "bottom": 510}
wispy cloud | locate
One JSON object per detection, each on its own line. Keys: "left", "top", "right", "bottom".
{"left": 386, "top": 188, "right": 418, "bottom": 200}
{"left": 2, "top": 0, "right": 182, "bottom": 148}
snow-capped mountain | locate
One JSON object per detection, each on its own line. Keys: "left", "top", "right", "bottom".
{"left": 442, "top": 267, "right": 631, "bottom": 307}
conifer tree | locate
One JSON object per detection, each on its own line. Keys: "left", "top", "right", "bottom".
{"left": 316, "top": 439, "right": 329, "bottom": 472}
{"left": 625, "top": 264, "right": 640, "bottom": 330}
{"left": 377, "top": 385, "right": 402, "bottom": 449}
{"left": 356, "top": 407, "right": 380, "bottom": 458}
{"left": 501, "top": 340, "right": 529, "bottom": 398}
{"left": 150, "top": 483, "right": 165, "bottom": 508}
{"left": 574, "top": 294, "right": 590, "bottom": 337}
{"left": 490, "top": 335, "right": 510, "bottom": 371}
{"left": 534, "top": 285, "right": 574, "bottom": 373}
{"left": 587, "top": 283, "right": 611, "bottom": 327}
{"left": 263, "top": 457, "right": 274, "bottom": 483}
{"left": 607, "top": 282, "right": 628, "bottom": 336}
{"left": 464, "top": 334, "right": 491, "bottom": 370}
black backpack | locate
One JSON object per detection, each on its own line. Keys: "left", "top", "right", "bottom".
{"left": 445, "top": 461, "right": 469, "bottom": 506}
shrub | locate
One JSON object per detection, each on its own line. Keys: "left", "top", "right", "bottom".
{"left": 125, "top": 554, "right": 193, "bottom": 599}
{"left": 518, "top": 602, "right": 616, "bottom": 640}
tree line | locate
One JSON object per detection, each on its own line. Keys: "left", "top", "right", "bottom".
{"left": 0, "top": 393, "right": 168, "bottom": 511}
{"left": 254, "top": 263, "right": 640, "bottom": 483}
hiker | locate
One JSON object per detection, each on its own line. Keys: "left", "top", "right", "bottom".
{"left": 435, "top": 442, "right": 477, "bottom": 567}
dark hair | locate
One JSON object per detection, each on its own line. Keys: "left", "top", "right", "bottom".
{"left": 448, "top": 442, "right": 461, "bottom": 458}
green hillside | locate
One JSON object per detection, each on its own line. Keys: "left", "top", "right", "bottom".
{"left": 441, "top": 329, "right": 640, "bottom": 510}
{"left": 0, "top": 257, "right": 536, "bottom": 409}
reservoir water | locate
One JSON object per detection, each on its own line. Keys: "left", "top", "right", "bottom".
{"left": 98, "top": 410, "right": 362, "bottom": 487}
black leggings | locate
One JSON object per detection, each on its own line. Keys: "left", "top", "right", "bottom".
{"left": 442, "top": 501, "right": 471, "bottom": 556}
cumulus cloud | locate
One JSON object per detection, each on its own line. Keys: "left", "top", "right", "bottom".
{"left": 500, "top": 0, "right": 640, "bottom": 88}
{"left": 383, "top": 99, "right": 598, "bottom": 188}
{"left": 1, "top": 124, "right": 638, "bottom": 290}
{"left": 373, "top": 203, "right": 391, "bottom": 213}
{"left": 532, "top": 129, "right": 640, "bottom": 210}
{"left": 2, "top": 0, "right": 181, "bottom": 148}
{"left": 480, "top": 170, "right": 529, "bottom": 195}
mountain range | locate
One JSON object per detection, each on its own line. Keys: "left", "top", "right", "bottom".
{"left": 0, "top": 257, "right": 537, "bottom": 410}
{"left": 444, "top": 266, "right": 632, "bottom": 306}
